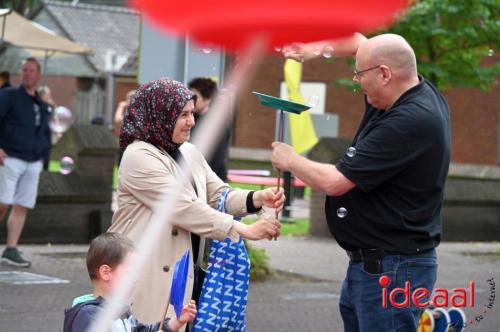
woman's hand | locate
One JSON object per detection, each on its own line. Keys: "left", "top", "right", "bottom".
{"left": 234, "top": 218, "right": 281, "bottom": 241}
{"left": 282, "top": 42, "right": 327, "bottom": 62}
{"left": 253, "top": 187, "right": 285, "bottom": 213}
{"left": 282, "top": 43, "right": 310, "bottom": 62}
{"left": 168, "top": 300, "right": 197, "bottom": 331}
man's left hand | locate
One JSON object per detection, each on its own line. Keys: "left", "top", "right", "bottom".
{"left": 271, "top": 142, "right": 297, "bottom": 171}
{"left": 254, "top": 187, "right": 285, "bottom": 213}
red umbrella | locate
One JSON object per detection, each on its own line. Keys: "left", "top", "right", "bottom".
{"left": 131, "top": 0, "right": 409, "bottom": 52}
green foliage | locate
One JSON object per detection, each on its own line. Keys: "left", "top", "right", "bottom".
{"left": 2, "top": 0, "right": 43, "bottom": 16}
{"left": 337, "top": 0, "right": 500, "bottom": 91}
{"left": 245, "top": 241, "right": 273, "bottom": 281}
{"left": 390, "top": 0, "right": 499, "bottom": 91}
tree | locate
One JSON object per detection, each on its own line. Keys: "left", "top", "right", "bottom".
{"left": 337, "top": 0, "right": 500, "bottom": 92}
{"left": 0, "top": 0, "right": 42, "bottom": 16}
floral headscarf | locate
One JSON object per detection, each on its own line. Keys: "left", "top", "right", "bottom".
{"left": 120, "top": 78, "right": 194, "bottom": 153}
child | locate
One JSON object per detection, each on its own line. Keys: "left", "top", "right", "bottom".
{"left": 63, "top": 232, "right": 196, "bottom": 332}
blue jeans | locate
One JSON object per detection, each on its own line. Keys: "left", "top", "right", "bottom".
{"left": 339, "top": 249, "right": 437, "bottom": 332}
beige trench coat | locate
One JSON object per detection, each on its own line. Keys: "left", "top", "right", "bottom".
{"left": 109, "top": 140, "right": 252, "bottom": 326}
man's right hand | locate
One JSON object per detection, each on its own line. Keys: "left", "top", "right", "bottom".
{"left": 0, "top": 149, "right": 7, "bottom": 165}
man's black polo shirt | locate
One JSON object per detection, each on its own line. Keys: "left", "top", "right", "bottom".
{"left": 327, "top": 76, "right": 451, "bottom": 254}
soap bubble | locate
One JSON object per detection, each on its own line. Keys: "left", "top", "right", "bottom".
{"left": 201, "top": 47, "right": 212, "bottom": 54}
{"left": 49, "top": 106, "right": 73, "bottom": 134}
{"left": 60, "top": 156, "right": 74, "bottom": 175}
{"left": 322, "top": 46, "right": 334, "bottom": 58}
{"left": 307, "top": 95, "right": 319, "bottom": 108}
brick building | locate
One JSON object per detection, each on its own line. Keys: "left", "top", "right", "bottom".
{"left": 233, "top": 54, "right": 500, "bottom": 165}
{"left": 0, "top": 0, "right": 140, "bottom": 125}
{"left": 1, "top": 1, "right": 497, "bottom": 165}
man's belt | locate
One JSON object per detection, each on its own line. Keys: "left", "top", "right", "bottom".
{"left": 346, "top": 248, "right": 387, "bottom": 274}
{"left": 346, "top": 248, "right": 387, "bottom": 262}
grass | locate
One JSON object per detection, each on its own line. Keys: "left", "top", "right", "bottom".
{"left": 280, "top": 218, "right": 309, "bottom": 236}
{"left": 48, "top": 160, "right": 61, "bottom": 172}
{"left": 242, "top": 217, "right": 309, "bottom": 236}
{"left": 228, "top": 182, "right": 311, "bottom": 199}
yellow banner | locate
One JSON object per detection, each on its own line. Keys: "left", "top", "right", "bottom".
{"left": 284, "top": 59, "right": 318, "bottom": 154}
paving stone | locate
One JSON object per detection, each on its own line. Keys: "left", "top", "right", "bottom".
{"left": 1, "top": 239, "right": 499, "bottom": 331}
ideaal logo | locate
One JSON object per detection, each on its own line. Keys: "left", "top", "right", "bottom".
{"left": 467, "top": 277, "right": 495, "bottom": 328}
{"left": 379, "top": 276, "right": 496, "bottom": 329}
{"left": 379, "top": 276, "right": 474, "bottom": 308}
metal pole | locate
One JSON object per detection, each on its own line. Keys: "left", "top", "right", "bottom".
{"left": 0, "top": 9, "right": 12, "bottom": 42}
{"left": 283, "top": 171, "right": 292, "bottom": 218}
{"left": 275, "top": 110, "right": 284, "bottom": 229}
{"left": 1, "top": 16, "right": 6, "bottom": 41}
{"left": 105, "top": 71, "right": 115, "bottom": 128}
{"left": 183, "top": 34, "right": 189, "bottom": 84}
{"left": 43, "top": 50, "right": 49, "bottom": 75}
{"left": 219, "top": 48, "right": 226, "bottom": 87}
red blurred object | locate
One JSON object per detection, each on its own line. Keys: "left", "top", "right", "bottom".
{"left": 131, "top": 0, "right": 409, "bottom": 52}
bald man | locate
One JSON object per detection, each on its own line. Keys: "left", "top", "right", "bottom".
{"left": 273, "top": 34, "right": 451, "bottom": 331}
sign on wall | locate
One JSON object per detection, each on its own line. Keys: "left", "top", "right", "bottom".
{"left": 279, "top": 81, "right": 327, "bottom": 115}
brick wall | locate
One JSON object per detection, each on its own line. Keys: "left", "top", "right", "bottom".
{"left": 11, "top": 59, "right": 499, "bottom": 165}
{"left": 113, "top": 77, "right": 140, "bottom": 112}
{"left": 233, "top": 55, "right": 365, "bottom": 149}
{"left": 0, "top": 203, "right": 111, "bottom": 244}
{"left": 233, "top": 54, "right": 500, "bottom": 165}
{"left": 445, "top": 87, "right": 499, "bottom": 165}
{"left": 12, "top": 74, "right": 140, "bottom": 123}
{"left": 10, "top": 74, "right": 78, "bottom": 111}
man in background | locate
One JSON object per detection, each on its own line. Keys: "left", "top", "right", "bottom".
{"left": 188, "top": 77, "right": 230, "bottom": 182}
{"left": 0, "top": 58, "right": 51, "bottom": 267}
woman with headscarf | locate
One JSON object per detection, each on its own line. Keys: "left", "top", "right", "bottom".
{"left": 109, "top": 78, "right": 283, "bottom": 326}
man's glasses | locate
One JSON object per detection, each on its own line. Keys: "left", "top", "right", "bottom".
{"left": 353, "top": 65, "right": 381, "bottom": 79}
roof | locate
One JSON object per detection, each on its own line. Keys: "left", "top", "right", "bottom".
{"left": 41, "top": 0, "right": 139, "bottom": 75}
{"left": 1, "top": 10, "right": 91, "bottom": 54}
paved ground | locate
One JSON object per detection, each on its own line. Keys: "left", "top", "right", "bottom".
{"left": 249, "top": 238, "right": 500, "bottom": 332}
{"left": 1, "top": 237, "right": 499, "bottom": 332}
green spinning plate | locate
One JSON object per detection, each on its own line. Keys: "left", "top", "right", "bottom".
{"left": 253, "top": 91, "right": 310, "bottom": 114}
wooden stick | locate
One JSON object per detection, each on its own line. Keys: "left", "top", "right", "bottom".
{"left": 274, "top": 110, "right": 285, "bottom": 240}
{"left": 157, "top": 291, "right": 172, "bottom": 332}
